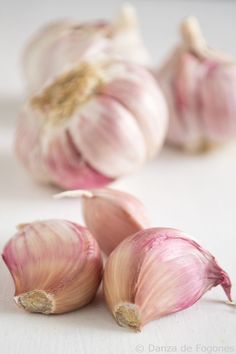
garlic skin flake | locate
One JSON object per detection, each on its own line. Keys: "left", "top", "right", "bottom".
{"left": 157, "top": 17, "right": 236, "bottom": 152}
{"left": 103, "top": 227, "right": 232, "bottom": 331}
{"left": 55, "top": 188, "right": 151, "bottom": 255}
{"left": 2, "top": 220, "right": 103, "bottom": 314}
{"left": 16, "top": 60, "right": 168, "bottom": 189}
{"left": 23, "top": 4, "right": 151, "bottom": 94}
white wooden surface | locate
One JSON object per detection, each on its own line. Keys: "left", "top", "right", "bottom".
{"left": 0, "top": 1, "right": 236, "bottom": 354}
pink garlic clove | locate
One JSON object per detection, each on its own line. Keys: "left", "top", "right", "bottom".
{"left": 100, "top": 62, "right": 168, "bottom": 158}
{"left": 55, "top": 188, "right": 151, "bottom": 255}
{"left": 71, "top": 94, "right": 147, "bottom": 177}
{"left": 157, "top": 17, "right": 236, "bottom": 152}
{"left": 15, "top": 103, "right": 114, "bottom": 189}
{"left": 44, "top": 128, "right": 114, "bottom": 189}
{"left": 103, "top": 227, "right": 233, "bottom": 331}
{"left": 199, "top": 63, "right": 236, "bottom": 144}
{"left": 2, "top": 220, "right": 103, "bottom": 314}
{"left": 23, "top": 4, "right": 151, "bottom": 94}
{"left": 16, "top": 60, "right": 168, "bottom": 190}
{"left": 15, "top": 105, "right": 49, "bottom": 183}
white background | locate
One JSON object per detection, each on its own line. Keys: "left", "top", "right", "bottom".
{"left": 0, "top": 1, "right": 236, "bottom": 354}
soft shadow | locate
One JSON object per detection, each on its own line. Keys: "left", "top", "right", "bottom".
{"left": 201, "top": 298, "right": 227, "bottom": 306}
{"left": 0, "top": 257, "right": 16, "bottom": 314}
{"left": 0, "top": 96, "right": 22, "bottom": 127}
{"left": 0, "top": 151, "right": 60, "bottom": 201}
{"left": 0, "top": 282, "right": 125, "bottom": 332}
{"left": 50, "top": 291, "right": 125, "bottom": 333}
{"left": 201, "top": 297, "right": 236, "bottom": 309}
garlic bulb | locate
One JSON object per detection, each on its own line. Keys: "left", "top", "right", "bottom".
{"left": 103, "top": 227, "right": 233, "bottom": 331}
{"left": 55, "top": 188, "right": 151, "bottom": 255}
{"left": 16, "top": 60, "right": 168, "bottom": 189}
{"left": 2, "top": 220, "right": 103, "bottom": 314}
{"left": 23, "top": 4, "right": 151, "bottom": 94}
{"left": 157, "top": 17, "right": 236, "bottom": 152}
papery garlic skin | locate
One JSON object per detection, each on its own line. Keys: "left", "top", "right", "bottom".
{"left": 16, "top": 60, "right": 168, "bottom": 189}
{"left": 103, "top": 228, "right": 232, "bottom": 331}
{"left": 2, "top": 220, "right": 103, "bottom": 314}
{"left": 55, "top": 188, "right": 151, "bottom": 255}
{"left": 23, "top": 4, "right": 151, "bottom": 94}
{"left": 157, "top": 17, "right": 236, "bottom": 152}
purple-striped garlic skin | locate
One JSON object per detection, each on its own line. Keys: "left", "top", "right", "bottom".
{"left": 157, "top": 17, "right": 236, "bottom": 152}
{"left": 23, "top": 4, "right": 151, "bottom": 94}
{"left": 2, "top": 220, "right": 103, "bottom": 314}
{"left": 15, "top": 104, "right": 114, "bottom": 189}
{"left": 103, "top": 227, "right": 232, "bottom": 331}
{"left": 15, "top": 60, "right": 168, "bottom": 190}
{"left": 55, "top": 188, "right": 151, "bottom": 255}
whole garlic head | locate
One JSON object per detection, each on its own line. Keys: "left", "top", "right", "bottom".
{"left": 2, "top": 220, "right": 103, "bottom": 314}
{"left": 157, "top": 17, "right": 236, "bottom": 152}
{"left": 23, "top": 4, "right": 152, "bottom": 94}
{"left": 16, "top": 60, "right": 168, "bottom": 189}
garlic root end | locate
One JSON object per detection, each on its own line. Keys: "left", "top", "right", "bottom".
{"left": 114, "top": 303, "right": 141, "bottom": 332}
{"left": 15, "top": 290, "right": 54, "bottom": 314}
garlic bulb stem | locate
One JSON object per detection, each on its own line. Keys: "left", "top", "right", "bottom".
{"left": 114, "top": 3, "right": 138, "bottom": 31}
{"left": 180, "top": 17, "right": 233, "bottom": 62}
{"left": 180, "top": 17, "right": 207, "bottom": 54}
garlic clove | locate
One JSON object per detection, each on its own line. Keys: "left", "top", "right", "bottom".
{"left": 55, "top": 188, "right": 151, "bottom": 255}
{"left": 157, "top": 17, "right": 236, "bottom": 152}
{"left": 199, "top": 63, "right": 236, "bottom": 144}
{"left": 15, "top": 104, "right": 49, "bottom": 183}
{"left": 70, "top": 95, "right": 147, "bottom": 177}
{"left": 103, "top": 228, "right": 233, "bottom": 331}
{"left": 100, "top": 62, "right": 168, "bottom": 158}
{"left": 2, "top": 220, "right": 103, "bottom": 314}
{"left": 44, "top": 130, "right": 114, "bottom": 189}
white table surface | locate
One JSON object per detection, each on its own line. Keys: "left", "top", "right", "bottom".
{"left": 0, "top": 1, "right": 236, "bottom": 354}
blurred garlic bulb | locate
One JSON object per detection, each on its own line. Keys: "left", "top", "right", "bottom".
{"left": 157, "top": 17, "right": 236, "bottom": 152}
{"left": 16, "top": 60, "right": 168, "bottom": 189}
{"left": 104, "top": 227, "right": 233, "bottom": 331}
{"left": 23, "top": 4, "right": 151, "bottom": 94}
{"left": 55, "top": 188, "right": 151, "bottom": 255}
{"left": 2, "top": 220, "right": 103, "bottom": 314}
